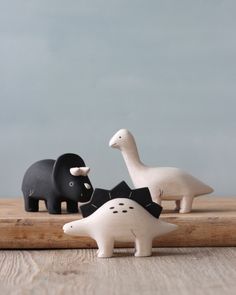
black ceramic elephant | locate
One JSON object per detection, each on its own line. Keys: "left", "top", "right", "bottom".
{"left": 22, "top": 153, "right": 93, "bottom": 214}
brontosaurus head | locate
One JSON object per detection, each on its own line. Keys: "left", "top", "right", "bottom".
{"left": 109, "top": 129, "right": 135, "bottom": 151}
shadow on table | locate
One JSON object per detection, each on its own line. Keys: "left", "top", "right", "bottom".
{"left": 112, "top": 248, "right": 198, "bottom": 258}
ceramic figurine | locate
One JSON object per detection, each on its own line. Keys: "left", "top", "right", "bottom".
{"left": 63, "top": 181, "right": 177, "bottom": 258}
{"left": 109, "top": 129, "right": 214, "bottom": 213}
{"left": 22, "top": 153, "right": 93, "bottom": 214}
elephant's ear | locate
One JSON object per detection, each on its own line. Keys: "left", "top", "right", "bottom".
{"left": 52, "top": 153, "right": 86, "bottom": 193}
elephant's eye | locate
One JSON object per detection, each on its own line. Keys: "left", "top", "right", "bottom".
{"left": 69, "top": 181, "right": 74, "bottom": 187}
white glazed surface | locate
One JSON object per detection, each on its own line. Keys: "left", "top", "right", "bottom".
{"left": 109, "top": 129, "right": 214, "bottom": 213}
{"left": 63, "top": 198, "right": 177, "bottom": 258}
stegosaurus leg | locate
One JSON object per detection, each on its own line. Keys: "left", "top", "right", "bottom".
{"left": 96, "top": 237, "right": 114, "bottom": 258}
{"left": 134, "top": 237, "right": 152, "bottom": 257}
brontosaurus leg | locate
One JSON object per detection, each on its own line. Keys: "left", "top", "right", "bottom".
{"left": 96, "top": 237, "right": 114, "bottom": 258}
{"left": 149, "top": 187, "right": 162, "bottom": 205}
{"left": 180, "top": 195, "right": 194, "bottom": 213}
{"left": 134, "top": 238, "right": 152, "bottom": 257}
{"left": 155, "top": 196, "right": 162, "bottom": 205}
{"left": 175, "top": 200, "right": 181, "bottom": 211}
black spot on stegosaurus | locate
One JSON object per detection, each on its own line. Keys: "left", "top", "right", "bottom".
{"left": 80, "top": 181, "right": 162, "bottom": 219}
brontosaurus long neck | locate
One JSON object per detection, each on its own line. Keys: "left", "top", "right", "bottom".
{"left": 120, "top": 137, "right": 144, "bottom": 181}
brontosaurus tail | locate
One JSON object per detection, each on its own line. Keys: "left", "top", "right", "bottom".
{"left": 155, "top": 220, "right": 178, "bottom": 237}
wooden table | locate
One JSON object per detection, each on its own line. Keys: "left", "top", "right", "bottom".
{"left": 1, "top": 248, "right": 236, "bottom": 295}
{"left": 1, "top": 197, "right": 236, "bottom": 248}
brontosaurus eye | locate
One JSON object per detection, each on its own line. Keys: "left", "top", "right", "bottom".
{"left": 119, "top": 136, "right": 122, "bottom": 138}
{"left": 69, "top": 181, "right": 74, "bottom": 187}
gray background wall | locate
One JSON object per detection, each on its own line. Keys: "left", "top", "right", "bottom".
{"left": 1, "top": 0, "right": 236, "bottom": 197}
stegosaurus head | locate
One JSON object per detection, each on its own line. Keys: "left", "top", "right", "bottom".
{"left": 80, "top": 181, "right": 162, "bottom": 219}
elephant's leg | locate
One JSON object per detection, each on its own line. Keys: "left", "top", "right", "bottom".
{"left": 134, "top": 237, "right": 153, "bottom": 257}
{"left": 179, "top": 195, "right": 194, "bottom": 213}
{"left": 24, "top": 197, "right": 39, "bottom": 212}
{"left": 47, "top": 198, "right": 61, "bottom": 214}
{"left": 66, "top": 200, "right": 79, "bottom": 213}
{"left": 174, "top": 200, "right": 181, "bottom": 211}
{"left": 96, "top": 237, "right": 114, "bottom": 258}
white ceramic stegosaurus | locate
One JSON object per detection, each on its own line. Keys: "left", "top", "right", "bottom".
{"left": 63, "top": 181, "right": 177, "bottom": 258}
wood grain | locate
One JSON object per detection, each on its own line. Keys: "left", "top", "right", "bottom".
{"left": 0, "top": 197, "right": 236, "bottom": 249}
{"left": 0, "top": 248, "right": 236, "bottom": 295}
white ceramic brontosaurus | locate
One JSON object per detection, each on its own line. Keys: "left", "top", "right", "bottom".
{"left": 109, "top": 129, "right": 214, "bottom": 213}
{"left": 63, "top": 181, "right": 177, "bottom": 258}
